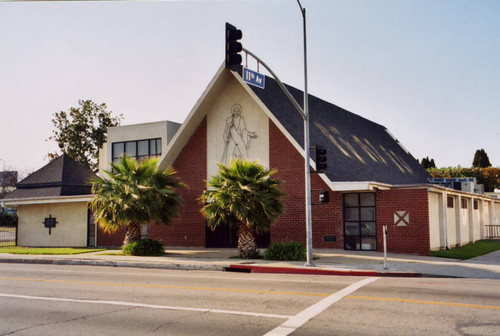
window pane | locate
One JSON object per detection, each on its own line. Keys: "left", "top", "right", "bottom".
{"left": 150, "top": 139, "right": 157, "bottom": 155}
{"left": 361, "top": 222, "right": 376, "bottom": 236}
{"left": 344, "top": 194, "right": 359, "bottom": 207}
{"left": 345, "top": 222, "right": 359, "bottom": 235}
{"left": 112, "top": 143, "right": 124, "bottom": 159}
{"left": 361, "top": 237, "right": 376, "bottom": 250}
{"left": 345, "top": 236, "right": 360, "bottom": 250}
{"left": 125, "top": 142, "right": 136, "bottom": 157}
{"left": 361, "top": 207, "right": 375, "bottom": 221}
{"left": 461, "top": 198, "right": 468, "bottom": 209}
{"left": 345, "top": 208, "right": 359, "bottom": 221}
{"left": 360, "top": 193, "right": 375, "bottom": 206}
{"left": 138, "top": 140, "right": 149, "bottom": 156}
{"left": 156, "top": 139, "right": 162, "bottom": 155}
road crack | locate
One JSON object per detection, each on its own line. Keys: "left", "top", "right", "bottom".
{"left": 0, "top": 306, "right": 137, "bottom": 336}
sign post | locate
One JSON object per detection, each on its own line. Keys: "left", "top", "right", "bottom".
{"left": 383, "top": 225, "right": 388, "bottom": 269}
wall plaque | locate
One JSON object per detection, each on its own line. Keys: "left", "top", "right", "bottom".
{"left": 43, "top": 215, "right": 57, "bottom": 234}
{"left": 324, "top": 235, "right": 337, "bottom": 242}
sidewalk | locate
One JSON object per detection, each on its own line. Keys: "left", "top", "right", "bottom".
{"left": 1, "top": 248, "right": 500, "bottom": 279}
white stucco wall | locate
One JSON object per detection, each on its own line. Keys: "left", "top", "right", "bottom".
{"left": 459, "top": 197, "right": 471, "bottom": 245}
{"left": 206, "top": 77, "right": 269, "bottom": 179}
{"left": 446, "top": 196, "right": 457, "bottom": 247}
{"left": 427, "top": 189, "right": 500, "bottom": 250}
{"left": 428, "top": 192, "right": 441, "bottom": 250}
{"left": 17, "top": 202, "right": 89, "bottom": 247}
{"left": 472, "top": 199, "right": 481, "bottom": 241}
{"left": 495, "top": 202, "right": 500, "bottom": 225}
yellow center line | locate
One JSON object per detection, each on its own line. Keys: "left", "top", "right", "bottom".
{"left": 2, "top": 276, "right": 499, "bottom": 311}
{"left": 347, "top": 295, "right": 500, "bottom": 311}
{"left": 0, "top": 276, "right": 326, "bottom": 297}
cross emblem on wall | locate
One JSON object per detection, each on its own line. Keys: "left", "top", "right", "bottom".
{"left": 394, "top": 211, "right": 410, "bottom": 227}
{"left": 43, "top": 215, "right": 58, "bottom": 235}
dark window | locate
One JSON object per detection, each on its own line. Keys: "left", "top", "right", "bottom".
{"left": 447, "top": 196, "right": 454, "bottom": 208}
{"left": 112, "top": 143, "right": 124, "bottom": 161}
{"left": 112, "top": 138, "right": 162, "bottom": 163}
{"left": 474, "top": 200, "right": 479, "bottom": 210}
{"left": 344, "top": 193, "right": 376, "bottom": 251}
{"left": 125, "top": 142, "right": 136, "bottom": 157}
{"left": 461, "top": 198, "right": 468, "bottom": 209}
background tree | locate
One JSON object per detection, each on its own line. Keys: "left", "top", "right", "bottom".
{"left": 428, "top": 166, "right": 500, "bottom": 192}
{"left": 90, "top": 157, "right": 184, "bottom": 247}
{"left": 472, "top": 149, "right": 491, "bottom": 168}
{"left": 200, "top": 159, "right": 285, "bottom": 258}
{"left": 420, "top": 157, "right": 436, "bottom": 169}
{"left": 48, "top": 99, "right": 122, "bottom": 171}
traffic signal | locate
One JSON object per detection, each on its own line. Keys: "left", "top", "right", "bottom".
{"left": 319, "top": 190, "right": 329, "bottom": 204}
{"left": 314, "top": 145, "right": 327, "bottom": 172}
{"left": 225, "top": 22, "right": 243, "bottom": 69}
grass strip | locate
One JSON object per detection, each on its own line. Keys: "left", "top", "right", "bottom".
{"left": 0, "top": 247, "right": 105, "bottom": 255}
{"left": 431, "top": 240, "right": 500, "bottom": 260}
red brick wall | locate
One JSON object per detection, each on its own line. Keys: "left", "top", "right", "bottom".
{"left": 97, "top": 116, "right": 431, "bottom": 255}
{"left": 376, "top": 189, "right": 430, "bottom": 255}
{"left": 269, "top": 120, "right": 344, "bottom": 249}
{"left": 97, "top": 225, "right": 126, "bottom": 247}
{"left": 148, "top": 117, "right": 207, "bottom": 247}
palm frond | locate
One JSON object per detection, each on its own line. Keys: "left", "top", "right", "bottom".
{"left": 200, "top": 158, "right": 285, "bottom": 234}
{"left": 90, "top": 156, "right": 184, "bottom": 233}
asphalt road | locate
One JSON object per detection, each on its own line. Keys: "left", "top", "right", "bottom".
{"left": 0, "top": 263, "right": 499, "bottom": 335}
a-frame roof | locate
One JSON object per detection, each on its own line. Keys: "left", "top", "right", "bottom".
{"left": 4, "top": 154, "right": 96, "bottom": 199}
{"left": 245, "top": 68, "right": 430, "bottom": 185}
{"left": 158, "top": 64, "right": 430, "bottom": 186}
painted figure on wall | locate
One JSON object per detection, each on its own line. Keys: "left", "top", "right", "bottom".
{"left": 221, "top": 104, "right": 257, "bottom": 164}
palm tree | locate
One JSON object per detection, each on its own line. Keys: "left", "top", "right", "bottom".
{"left": 200, "top": 159, "right": 285, "bottom": 258}
{"left": 90, "top": 156, "right": 184, "bottom": 247}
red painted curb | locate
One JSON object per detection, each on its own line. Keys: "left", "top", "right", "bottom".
{"left": 227, "top": 264, "right": 423, "bottom": 278}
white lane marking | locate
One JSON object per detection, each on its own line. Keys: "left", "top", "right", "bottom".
{"left": 0, "top": 265, "right": 355, "bottom": 284}
{"left": 0, "top": 293, "right": 291, "bottom": 320}
{"left": 263, "top": 277, "right": 379, "bottom": 336}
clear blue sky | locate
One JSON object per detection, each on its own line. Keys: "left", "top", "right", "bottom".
{"left": 1, "top": 0, "right": 499, "bottom": 174}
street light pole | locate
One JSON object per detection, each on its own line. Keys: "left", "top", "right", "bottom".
{"left": 297, "top": 0, "right": 314, "bottom": 266}
{"left": 0, "top": 158, "right": 5, "bottom": 199}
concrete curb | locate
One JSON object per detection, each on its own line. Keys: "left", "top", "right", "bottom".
{"left": 0, "top": 257, "right": 459, "bottom": 278}
{"left": 0, "top": 258, "right": 227, "bottom": 272}
{"left": 226, "top": 264, "right": 426, "bottom": 278}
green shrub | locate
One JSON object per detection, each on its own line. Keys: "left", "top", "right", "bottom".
{"left": 122, "top": 238, "right": 165, "bottom": 256}
{"left": 264, "top": 241, "right": 306, "bottom": 261}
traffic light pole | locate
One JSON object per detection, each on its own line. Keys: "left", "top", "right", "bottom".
{"left": 241, "top": 48, "right": 305, "bottom": 120}
{"left": 237, "top": 0, "right": 314, "bottom": 266}
{"left": 297, "top": 0, "right": 314, "bottom": 267}
{"left": 241, "top": 4, "right": 314, "bottom": 266}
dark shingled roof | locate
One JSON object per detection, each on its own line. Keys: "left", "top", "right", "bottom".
{"left": 240, "top": 68, "right": 430, "bottom": 185}
{"left": 4, "top": 154, "right": 96, "bottom": 199}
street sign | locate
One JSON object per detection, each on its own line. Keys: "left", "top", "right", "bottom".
{"left": 243, "top": 67, "right": 265, "bottom": 89}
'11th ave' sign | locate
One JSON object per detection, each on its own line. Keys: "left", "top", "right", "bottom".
{"left": 243, "top": 67, "right": 265, "bottom": 89}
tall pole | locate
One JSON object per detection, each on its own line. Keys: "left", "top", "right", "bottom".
{"left": 0, "top": 158, "right": 4, "bottom": 198}
{"left": 297, "top": 0, "right": 314, "bottom": 266}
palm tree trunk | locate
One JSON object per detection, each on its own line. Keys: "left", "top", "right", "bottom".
{"left": 237, "top": 223, "right": 257, "bottom": 258}
{"left": 123, "top": 221, "right": 142, "bottom": 246}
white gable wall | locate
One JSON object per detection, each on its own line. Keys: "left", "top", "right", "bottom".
{"left": 17, "top": 202, "right": 89, "bottom": 247}
{"left": 206, "top": 76, "right": 269, "bottom": 179}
